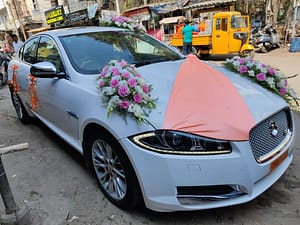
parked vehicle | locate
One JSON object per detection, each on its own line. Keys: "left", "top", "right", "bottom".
{"left": 0, "top": 50, "right": 11, "bottom": 87}
{"left": 255, "top": 24, "right": 280, "bottom": 53}
{"left": 7, "top": 26, "right": 295, "bottom": 212}
{"left": 171, "top": 11, "right": 255, "bottom": 58}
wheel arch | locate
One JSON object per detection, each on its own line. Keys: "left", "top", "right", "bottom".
{"left": 82, "top": 122, "right": 145, "bottom": 209}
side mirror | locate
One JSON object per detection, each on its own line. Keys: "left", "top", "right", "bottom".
{"left": 30, "top": 62, "right": 65, "bottom": 78}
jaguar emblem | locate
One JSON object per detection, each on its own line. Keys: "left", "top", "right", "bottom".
{"left": 268, "top": 120, "right": 278, "bottom": 137}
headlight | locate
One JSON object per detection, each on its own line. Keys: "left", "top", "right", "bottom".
{"left": 129, "top": 130, "right": 232, "bottom": 155}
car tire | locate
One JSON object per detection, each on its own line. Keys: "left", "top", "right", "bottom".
{"left": 10, "top": 91, "right": 31, "bottom": 124}
{"left": 84, "top": 129, "right": 143, "bottom": 210}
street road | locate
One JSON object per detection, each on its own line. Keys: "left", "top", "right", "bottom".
{"left": 0, "top": 48, "right": 300, "bottom": 225}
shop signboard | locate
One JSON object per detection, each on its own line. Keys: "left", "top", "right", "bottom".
{"left": 45, "top": 5, "right": 65, "bottom": 25}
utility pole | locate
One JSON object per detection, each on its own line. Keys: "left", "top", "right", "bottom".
{"left": 0, "top": 156, "right": 30, "bottom": 224}
{"left": 115, "top": 0, "right": 120, "bottom": 16}
{"left": 10, "top": 0, "right": 27, "bottom": 40}
{"left": 291, "top": 0, "right": 299, "bottom": 38}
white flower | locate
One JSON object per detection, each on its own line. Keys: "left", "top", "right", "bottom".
{"left": 128, "top": 104, "right": 144, "bottom": 118}
{"left": 260, "top": 67, "right": 268, "bottom": 74}
{"left": 266, "top": 77, "right": 275, "bottom": 88}
{"left": 108, "top": 95, "right": 121, "bottom": 108}
{"left": 233, "top": 61, "right": 240, "bottom": 67}
{"left": 246, "top": 62, "right": 254, "bottom": 68}
{"left": 119, "top": 80, "right": 128, "bottom": 87}
{"left": 102, "top": 87, "right": 116, "bottom": 96}
{"left": 277, "top": 80, "right": 288, "bottom": 88}
{"left": 142, "top": 93, "right": 154, "bottom": 102}
{"left": 111, "top": 75, "right": 121, "bottom": 81}
{"left": 134, "top": 85, "right": 143, "bottom": 94}
{"left": 275, "top": 71, "right": 284, "bottom": 79}
{"left": 248, "top": 70, "right": 255, "bottom": 77}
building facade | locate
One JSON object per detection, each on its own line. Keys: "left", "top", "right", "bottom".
{"left": 0, "top": 0, "right": 103, "bottom": 40}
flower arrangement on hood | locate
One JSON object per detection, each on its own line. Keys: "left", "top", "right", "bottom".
{"left": 96, "top": 59, "right": 156, "bottom": 124}
{"left": 99, "top": 16, "right": 146, "bottom": 33}
{"left": 223, "top": 56, "right": 298, "bottom": 107}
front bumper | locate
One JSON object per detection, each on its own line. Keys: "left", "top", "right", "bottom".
{"left": 121, "top": 133, "right": 294, "bottom": 212}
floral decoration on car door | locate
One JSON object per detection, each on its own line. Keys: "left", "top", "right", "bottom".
{"left": 28, "top": 74, "right": 39, "bottom": 111}
{"left": 10, "top": 65, "right": 20, "bottom": 93}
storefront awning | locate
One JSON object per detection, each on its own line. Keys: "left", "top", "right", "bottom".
{"left": 159, "top": 16, "right": 185, "bottom": 24}
{"left": 27, "top": 26, "right": 52, "bottom": 34}
{"left": 183, "top": 0, "right": 237, "bottom": 9}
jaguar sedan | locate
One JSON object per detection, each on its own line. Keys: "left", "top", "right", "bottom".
{"left": 7, "top": 26, "right": 295, "bottom": 212}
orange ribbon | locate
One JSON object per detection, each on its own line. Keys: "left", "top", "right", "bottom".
{"left": 28, "top": 74, "right": 39, "bottom": 111}
{"left": 10, "top": 64, "right": 20, "bottom": 93}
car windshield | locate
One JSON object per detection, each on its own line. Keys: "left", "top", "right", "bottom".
{"left": 60, "top": 31, "right": 183, "bottom": 74}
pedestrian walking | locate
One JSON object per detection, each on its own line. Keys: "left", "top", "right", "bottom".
{"left": 182, "top": 19, "right": 196, "bottom": 55}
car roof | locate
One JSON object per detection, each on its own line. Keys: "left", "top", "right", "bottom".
{"left": 35, "top": 26, "right": 127, "bottom": 38}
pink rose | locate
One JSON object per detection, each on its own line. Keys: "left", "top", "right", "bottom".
{"left": 268, "top": 68, "right": 276, "bottom": 75}
{"left": 133, "top": 94, "right": 143, "bottom": 104}
{"left": 143, "top": 84, "right": 149, "bottom": 93}
{"left": 110, "top": 79, "right": 119, "bottom": 88}
{"left": 112, "top": 67, "right": 119, "bottom": 76}
{"left": 239, "top": 65, "right": 248, "bottom": 74}
{"left": 98, "top": 79, "right": 105, "bottom": 88}
{"left": 119, "top": 100, "right": 130, "bottom": 109}
{"left": 280, "top": 88, "right": 287, "bottom": 95}
{"left": 122, "top": 72, "right": 130, "bottom": 79}
{"left": 256, "top": 73, "right": 266, "bottom": 81}
{"left": 119, "top": 60, "right": 127, "bottom": 67}
{"left": 118, "top": 85, "right": 130, "bottom": 97}
{"left": 128, "top": 78, "right": 137, "bottom": 87}
{"left": 239, "top": 58, "right": 246, "bottom": 64}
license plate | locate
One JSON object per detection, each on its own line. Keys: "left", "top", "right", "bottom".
{"left": 270, "top": 150, "right": 288, "bottom": 173}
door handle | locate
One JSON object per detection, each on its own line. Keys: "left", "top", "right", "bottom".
{"left": 216, "top": 35, "right": 220, "bottom": 38}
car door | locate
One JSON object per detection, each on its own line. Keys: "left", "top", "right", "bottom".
{"left": 213, "top": 17, "right": 229, "bottom": 54}
{"left": 33, "top": 36, "right": 79, "bottom": 141}
{"left": 16, "top": 37, "right": 39, "bottom": 108}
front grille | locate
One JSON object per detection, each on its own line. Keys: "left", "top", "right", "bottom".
{"left": 249, "top": 108, "right": 292, "bottom": 162}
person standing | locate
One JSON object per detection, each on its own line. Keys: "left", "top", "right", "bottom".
{"left": 182, "top": 19, "right": 195, "bottom": 55}
{"left": 10, "top": 34, "right": 24, "bottom": 54}
{"left": 198, "top": 17, "right": 208, "bottom": 32}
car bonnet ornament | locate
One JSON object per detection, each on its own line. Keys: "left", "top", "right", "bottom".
{"left": 269, "top": 120, "right": 278, "bottom": 137}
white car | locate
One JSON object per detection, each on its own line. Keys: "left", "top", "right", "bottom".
{"left": 7, "top": 26, "right": 295, "bottom": 212}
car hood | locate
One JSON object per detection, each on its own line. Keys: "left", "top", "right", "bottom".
{"left": 135, "top": 55, "right": 287, "bottom": 140}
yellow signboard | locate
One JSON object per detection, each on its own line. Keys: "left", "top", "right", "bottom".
{"left": 45, "top": 5, "right": 65, "bottom": 25}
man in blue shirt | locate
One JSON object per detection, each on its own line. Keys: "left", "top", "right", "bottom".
{"left": 182, "top": 19, "right": 195, "bottom": 55}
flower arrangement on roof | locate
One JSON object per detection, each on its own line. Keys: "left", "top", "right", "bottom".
{"left": 96, "top": 59, "right": 156, "bottom": 124}
{"left": 223, "top": 56, "right": 298, "bottom": 108}
{"left": 99, "top": 16, "right": 146, "bottom": 33}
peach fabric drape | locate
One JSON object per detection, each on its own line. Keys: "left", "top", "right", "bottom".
{"left": 163, "top": 55, "right": 255, "bottom": 141}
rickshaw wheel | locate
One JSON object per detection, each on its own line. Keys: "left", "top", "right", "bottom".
{"left": 192, "top": 47, "right": 197, "bottom": 55}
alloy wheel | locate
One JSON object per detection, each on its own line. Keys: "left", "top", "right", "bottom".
{"left": 92, "top": 139, "right": 127, "bottom": 200}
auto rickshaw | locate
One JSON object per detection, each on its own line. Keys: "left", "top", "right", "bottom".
{"left": 171, "top": 11, "right": 254, "bottom": 58}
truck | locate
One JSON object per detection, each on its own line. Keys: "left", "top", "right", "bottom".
{"left": 171, "top": 11, "right": 254, "bottom": 58}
